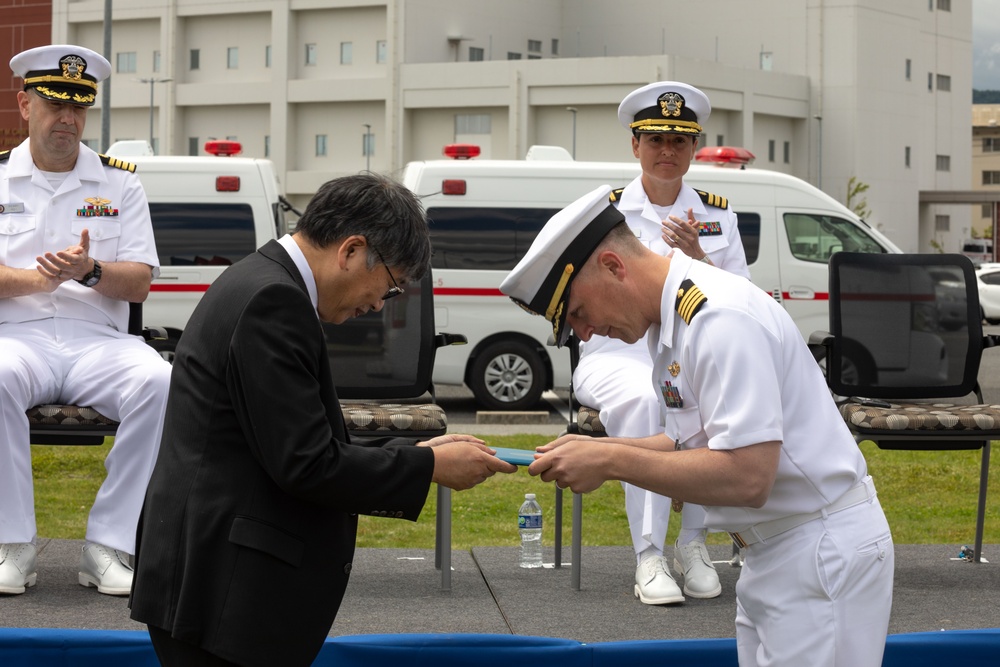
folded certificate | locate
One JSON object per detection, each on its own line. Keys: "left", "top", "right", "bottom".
{"left": 492, "top": 447, "right": 537, "bottom": 466}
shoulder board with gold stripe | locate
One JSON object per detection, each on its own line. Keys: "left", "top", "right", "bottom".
{"left": 675, "top": 278, "right": 707, "bottom": 325}
{"left": 99, "top": 154, "right": 137, "bottom": 173}
{"left": 609, "top": 187, "right": 625, "bottom": 204}
{"left": 695, "top": 189, "right": 728, "bottom": 210}
{"left": 0, "top": 150, "right": 10, "bottom": 162}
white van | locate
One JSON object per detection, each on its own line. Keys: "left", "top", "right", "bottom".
{"left": 106, "top": 140, "right": 289, "bottom": 360}
{"left": 403, "top": 145, "right": 902, "bottom": 410}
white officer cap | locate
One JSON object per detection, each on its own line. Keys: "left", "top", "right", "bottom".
{"left": 500, "top": 185, "right": 624, "bottom": 347}
{"left": 617, "top": 81, "right": 711, "bottom": 136}
{"left": 10, "top": 44, "right": 110, "bottom": 107}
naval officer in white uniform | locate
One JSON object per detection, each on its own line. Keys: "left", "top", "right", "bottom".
{"left": 502, "top": 185, "right": 894, "bottom": 667}
{"left": 0, "top": 44, "right": 170, "bottom": 597}
{"left": 573, "top": 81, "right": 750, "bottom": 604}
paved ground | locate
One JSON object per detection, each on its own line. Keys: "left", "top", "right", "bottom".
{"left": 3, "top": 539, "right": 997, "bottom": 643}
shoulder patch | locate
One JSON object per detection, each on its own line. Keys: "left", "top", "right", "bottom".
{"left": 695, "top": 189, "right": 728, "bottom": 210}
{"left": 0, "top": 150, "right": 10, "bottom": 162}
{"left": 675, "top": 279, "right": 707, "bottom": 325}
{"left": 609, "top": 187, "right": 625, "bottom": 204}
{"left": 99, "top": 154, "right": 137, "bottom": 173}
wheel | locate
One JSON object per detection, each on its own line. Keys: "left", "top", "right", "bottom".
{"left": 148, "top": 334, "right": 178, "bottom": 364}
{"left": 469, "top": 340, "right": 546, "bottom": 411}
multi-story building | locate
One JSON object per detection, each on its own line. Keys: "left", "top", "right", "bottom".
{"left": 972, "top": 104, "right": 1000, "bottom": 246}
{"left": 38, "top": 0, "right": 974, "bottom": 252}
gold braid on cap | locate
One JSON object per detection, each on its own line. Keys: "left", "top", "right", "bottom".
{"left": 24, "top": 74, "right": 98, "bottom": 91}
{"left": 545, "top": 263, "right": 575, "bottom": 321}
{"left": 629, "top": 119, "right": 702, "bottom": 134}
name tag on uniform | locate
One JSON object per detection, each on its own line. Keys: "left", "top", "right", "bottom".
{"left": 0, "top": 202, "right": 25, "bottom": 214}
{"left": 698, "top": 221, "right": 722, "bottom": 236}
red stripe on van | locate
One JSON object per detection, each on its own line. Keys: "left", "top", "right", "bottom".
{"left": 150, "top": 284, "right": 212, "bottom": 293}
{"left": 433, "top": 287, "right": 505, "bottom": 297}
{"left": 782, "top": 292, "right": 829, "bottom": 301}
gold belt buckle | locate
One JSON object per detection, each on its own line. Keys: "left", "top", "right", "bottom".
{"left": 729, "top": 532, "right": 748, "bottom": 549}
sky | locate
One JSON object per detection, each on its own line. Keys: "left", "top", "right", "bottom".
{"left": 973, "top": 0, "right": 1000, "bottom": 89}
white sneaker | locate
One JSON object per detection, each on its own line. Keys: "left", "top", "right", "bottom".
{"left": 79, "top": 542, "right": 133, "bottom": 596}
{"left": 0, "top": 543, "right": 38, "bottom": 595}
{"left": 673, "top": 539, "right": 722, "bottom": 599}
{"left": 634, "top": 554, "right": 684, "bottom": 605}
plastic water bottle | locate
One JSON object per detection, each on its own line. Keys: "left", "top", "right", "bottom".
{"left": 518, "top": 493, "right": 543, "bottom": 568}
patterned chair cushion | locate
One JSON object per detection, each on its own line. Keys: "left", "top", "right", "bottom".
{"left": 341, "top": 402, "right": 447, "bottom": 435}
{"left": 576, "top": 405, "right": 607, "bottom": 437}
{"left": 840, "top": 401, "right": 1000, "bottom": 434}
{"left": 26, "top": 404, "right": 118, "bottom": 428}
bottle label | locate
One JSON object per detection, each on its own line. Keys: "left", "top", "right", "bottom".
{"left": 518, "top": 514, "right": 542, "bottom": 529}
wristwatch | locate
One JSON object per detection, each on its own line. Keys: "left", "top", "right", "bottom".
{"left": 76, "top": 259, "right": 102, "bottom": 288}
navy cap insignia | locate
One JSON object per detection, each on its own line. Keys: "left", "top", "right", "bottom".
{"left": 658, "top": 92, "right": 685, "bottom": 118}
{"left": 60, "top": 55, "right": 87, "bottom": 80}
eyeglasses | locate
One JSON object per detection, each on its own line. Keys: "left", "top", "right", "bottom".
{"left": 371, "top": 246, "right": 404, "bottom": 301}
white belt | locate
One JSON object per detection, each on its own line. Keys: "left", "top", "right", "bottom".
{"left": 729, "top": 477, "right": 876, "bottom": 549}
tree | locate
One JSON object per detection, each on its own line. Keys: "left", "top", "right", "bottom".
{"left": 846, "top": 176, "right": 872, "bottom": 220}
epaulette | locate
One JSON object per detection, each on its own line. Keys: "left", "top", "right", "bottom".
{"left": 675, "top": 279, "right": 707, "bottom": 325}
{"left": 0, "top": 150, "right": 10, "bottom": 162}
{"left": 99, "top": 154, "right": 137, "bottom": 173}
{"left": 609, "top": 187, "right": 625, "bottom": 203}
{"left": 695, "top": 189, "right": 728, "bottom": 210}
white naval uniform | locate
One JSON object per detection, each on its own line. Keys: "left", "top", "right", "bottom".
{"left": 0, "top": 140, "right": 171, "bottom": 554}
{"left": 573, "top": 174, "right": 750, "bottom": 556}
{"left": 652, "top": 251, "right": 894, "bottom": 667}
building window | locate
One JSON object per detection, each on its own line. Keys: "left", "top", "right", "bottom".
{"left": 928, "top": 72, "right": 933, "bottom": 91}
{"left": 716, "top": 134, "right": 724, "bottom": 146}
{"left": 362, "top": 131, "right": 374, "bottom": 158}
{"left": 188, "top": 137, "right": 199, "bottom": 156}
{"left": 456, "top": 114, "right": 491, "bottom": 134}
{"left": 507, "top": 52, "right": 522, "bottom": 60}
{"left": 469, "top": 46, "right": 484, "bottom": 61}
{"left": 316, "top": 134, "right": 328, "bottom": 157}
{"left": 936, "top": 155, "right": 950, "bottom": 171}
{"left": 340, "top": 42, "right": 352, "bottom": 65}
{"left": 936, "top": 74, "right": 951, "bottom": 91}
{"left": 376, "top": 40, "right": 387, "bottom": 64}
{"left": 153, "top": 50, "right": 161, "bottom": 73}
{"left": 937, "top": 0, "right": 951, "bottom": 11}
{"left": 527, "top": 39, "right": 542, "bottom": 53}
{"left": 783, "top": 141, "right": 790, "bottom": 164}
{"left": 982, "top": 171, "right": 1000, "bottom": 185}
{"left": 905, "top": 58, "right": 911, "bottom": 81}
{"left": 985, "top": 137, "right": 1000, "bottom": 152}
{"left": 151, "top": 138, "right": 159, "bottom": 155}
{"left": 552, "top": 39, "right": 559, "bottom": 56}
{"left": 116, "top": 52, "right": 136, "bottom": 73}
{"left": 265, "top": 45, "right": 272, "bottom": 68}
{"left": 934, "top": 215, "right": 950, "bottom": 232}
{"left": 305, "top": 43, "right": 317, "bottom": 66}
{"left": 227, "top": 47, "right": 239, "bottom": 69}
{"left": 190, "top": 49, "right": 200, "bottom": 70}
{"left": 264, "top": 135, "right": 270, "bottom": 158}
{"left": 905, "top": 146, "right": 911, "bottom": 168}
{"left": 982, "top": 204, "right": 992, "bottom": 217}
{"left": 768, "top": 139, "right": 776, "bottom": 162}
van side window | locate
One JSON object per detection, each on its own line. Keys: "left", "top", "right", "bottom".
{"left": 783, "top": 213, "right": 885, "bottom": 263}
{"left": 734, "top": 212, "right": 761, "bottom": 265}
{"left": 426, "top": 207, "right": 559, "bottom": 270}
{"left": 149, "top": 203, "right": 257, "bottom": 266}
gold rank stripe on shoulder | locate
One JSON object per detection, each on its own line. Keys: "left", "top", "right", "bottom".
{"left": 695, "top": 189, "right": 728, "bottom": 210}
{"left": 609, "top": 187, "right": 625, "bottom": 203}
{"left": 675, "top": 278, "right": 707, "bottom": 325}
{"left": 99, "top": 154, "right": 137, "bottom": 173}
{"left": 0, "top": 150, "right": 10, "bottom": 162}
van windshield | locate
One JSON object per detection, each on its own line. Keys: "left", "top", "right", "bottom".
{"left": 784, "top": 213, "right": 886, "bottom": 263}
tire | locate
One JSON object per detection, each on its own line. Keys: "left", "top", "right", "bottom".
{"left": 469, "top": 340, "right": 546, "bottom": 411}
{"left": 147, "top": 334, "right": 178, "bottom": 364}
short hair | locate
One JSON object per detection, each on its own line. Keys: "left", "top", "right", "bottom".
{"left": 294, "top": 173, "right": 431, "bottom": 280}
{"left": 595, "top": 220, "right": 644, "bottom": 257}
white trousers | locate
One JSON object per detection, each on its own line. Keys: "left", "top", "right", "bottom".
{"left": 573, "top": 347, "right": 707, "bottom": 555}
{"left": 0, "top": 319, "right": 171, "bottom": 554}
{"left": 735, "top": 491, "right": 894, "bottom": 667}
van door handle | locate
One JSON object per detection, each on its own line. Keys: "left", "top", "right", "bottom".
{"left": 787, "top": 286, "right": 815, "bottom": 300}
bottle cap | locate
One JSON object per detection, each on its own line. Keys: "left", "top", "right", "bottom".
{"left": 525, "top": 493, "right": 536, "bottom": 500}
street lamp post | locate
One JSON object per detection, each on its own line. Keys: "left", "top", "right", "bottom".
{"left": 362, "top": 123, "right": 372, "bottom": 172}
{"left": 138, "top": 77, "right": 172, "bottom": 154}
{"left": 566, "top": 107, "right": 578, "bottom": 159}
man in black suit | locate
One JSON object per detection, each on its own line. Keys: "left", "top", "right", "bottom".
{"left": 129, "top": 173, "right": 517, "bottom": 666}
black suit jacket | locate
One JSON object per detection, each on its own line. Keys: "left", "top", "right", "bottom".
{"left": 129, "top": 240, "right": 435, "bottom": 666}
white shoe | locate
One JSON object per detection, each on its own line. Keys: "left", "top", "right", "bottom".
{"left": 634, "top": 554, "right": 684, "bottom": 605}
{"left": 79, "top": 542, "right": 133, "bottom": 596}
{"left": 673, "top": 539, "right": 722, "bottom": 599}
{"left": 0, "top": 543, "right": 38, "bottom": 595}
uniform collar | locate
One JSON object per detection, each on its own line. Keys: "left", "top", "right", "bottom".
{"left": 8, "top": 139, "right": 108, "bottom": 187}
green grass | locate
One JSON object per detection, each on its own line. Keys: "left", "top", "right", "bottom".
{"left": 32, "top": 436, "right": 1000, "bottom": 550}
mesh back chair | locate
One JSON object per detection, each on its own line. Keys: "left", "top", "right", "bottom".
{"left": 323, "top": 271, "right": 465, "bottom": 588}
{"left": 809, "top": 252, "right": 1000, "bottom": 563}
{"left": 26, "top": 303, "right": 165, "bottom": 446}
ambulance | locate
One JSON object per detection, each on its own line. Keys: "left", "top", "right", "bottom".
{"left": 106, "top": 140, "right": 290, "bottom": 361}
{"left": 402, "top": 144, "right": 903, "bottom": 411}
